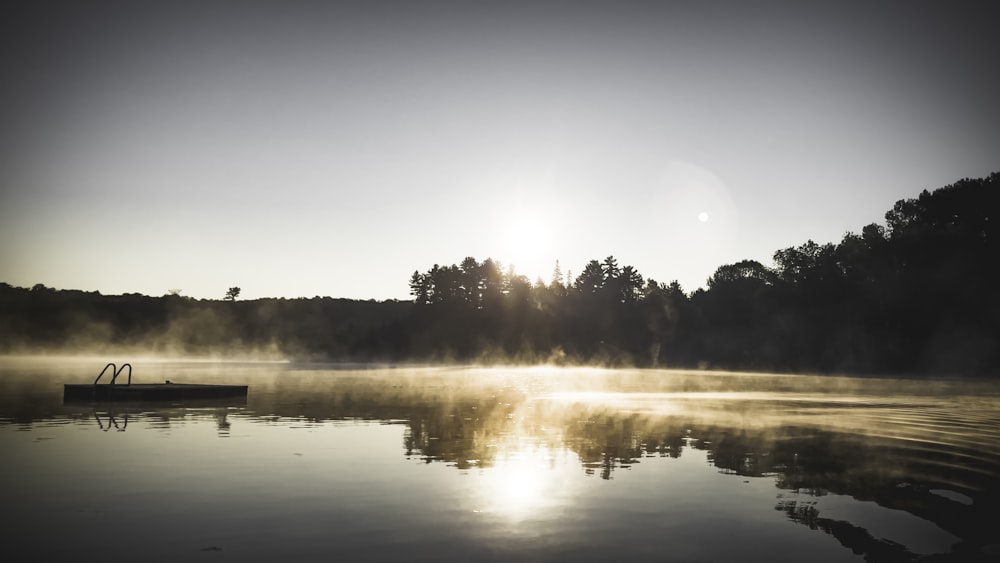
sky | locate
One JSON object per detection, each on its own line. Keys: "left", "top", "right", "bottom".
{"left": 1, "top": 1, "right": 998, "bottom": 301}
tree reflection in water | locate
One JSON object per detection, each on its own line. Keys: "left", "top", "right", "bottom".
{"left": 5, "top": 363, "right": 1000, "bottom": 560}
{"left": 326, "top": 374, "right": 999, "bottom": 561}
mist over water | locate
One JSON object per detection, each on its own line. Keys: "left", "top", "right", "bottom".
{"left": 3, "top": 357, "right": 999, "bottom": 561}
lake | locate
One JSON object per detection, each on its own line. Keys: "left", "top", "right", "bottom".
{"left": 3, "top": 357, "right": 999, "bottom": 562}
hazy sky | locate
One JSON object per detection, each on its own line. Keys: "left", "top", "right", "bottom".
{"left": 2, "top": 1, "right": 997, "bottom": 300}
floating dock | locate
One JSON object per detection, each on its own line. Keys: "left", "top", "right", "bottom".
{"left": 64, "top": 382, "right": 249, "bottom": 402}
{"left": 63, "top": 362, "right": 249, "bottom": 402}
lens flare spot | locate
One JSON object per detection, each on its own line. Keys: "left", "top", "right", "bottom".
{"left": 698, "top": 212, "right": 710, "bottom": 223}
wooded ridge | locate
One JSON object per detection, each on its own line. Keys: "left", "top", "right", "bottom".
{"left": 3, "top": 172, "right": 996, "bottom": 376}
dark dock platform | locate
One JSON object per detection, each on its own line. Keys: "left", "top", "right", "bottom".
{"left": 64, "top": 383, "right": 249, "bottom": 402}
{"left": 64, "top": 362, "right": 249, "bottom": 403}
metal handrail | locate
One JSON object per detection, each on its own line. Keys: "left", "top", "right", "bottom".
{"left": 94, "top": 363, "right": 116, "bottom": 385}
{"left": 93, "top": 362, "right": 132, "bottom": 386}
{"left": 110, "top": 363, "right": 132, "bottom": 386}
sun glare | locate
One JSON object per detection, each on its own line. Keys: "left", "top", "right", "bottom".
{"left": 474, "top": 446, "right": 568, "bottom": 522}
{"left": 504, "top": 213, "right": 551, "bottom": 282}
{"left": 508, "top": 217, "right": 546, "bottom": 256}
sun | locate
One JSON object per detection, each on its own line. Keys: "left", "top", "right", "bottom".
{"left": 504, "top": 213, "right": 551, "bottom": 282}
{"left": 508, "top": 217, "right": 546, "bottom": 257}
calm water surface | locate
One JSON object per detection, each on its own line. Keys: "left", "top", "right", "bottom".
{"left": 3, "top": 358, "right": 999, "bottom": 562}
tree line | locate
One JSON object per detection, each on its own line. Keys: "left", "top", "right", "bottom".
{"left": 0, "top": 288, "right": 411, "bottom": 360}
{"left": 1, "top": 172, "right": 996, "bottom": 375}
{"left": 407, "top": 172, "right": 998, "bottom": 374}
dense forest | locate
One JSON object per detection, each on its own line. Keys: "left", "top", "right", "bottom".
{"left": 1, "top": 172, "right": 997, "bottom": 375}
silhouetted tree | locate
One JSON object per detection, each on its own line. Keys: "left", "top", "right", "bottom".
{"left": 550, "top": 260, "right": 564, "bottom": 290}
{"left": 619, "top": 265, "right": 644, "bottom": 303}
{"left": 409, "top": 271, "right": 429, "bottom": 305}
{"left": 575, "top": 260, "right": 604, "bottom": 293}
{"left": 601, "top": 255, "right": 620, "bottom": 283}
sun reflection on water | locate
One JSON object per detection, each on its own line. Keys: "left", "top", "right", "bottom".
{"left": 470, "top": 442, "right": 581, "bottom": 524}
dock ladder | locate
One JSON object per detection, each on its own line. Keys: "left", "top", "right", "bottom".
{"left": 94, "top": 362, "right": 132, "bottom": 387}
